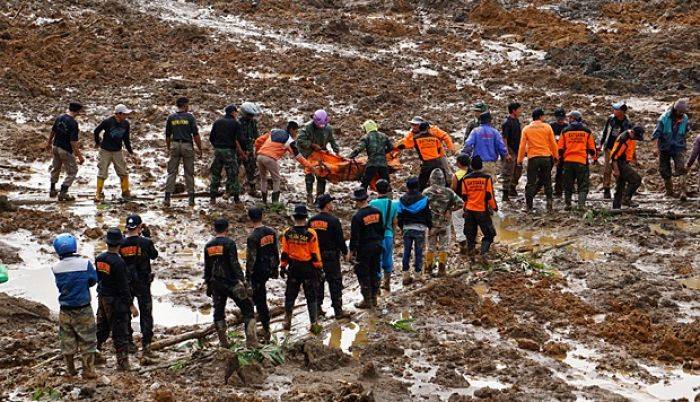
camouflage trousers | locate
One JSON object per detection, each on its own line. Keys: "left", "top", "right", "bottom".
{"left": 59, "top": 305, "right": 97, "bottom": 356}
{"left": 427, "top": 224, "right": 452, "bottom": 253}
{"left": 242, "top": 151, "right": 257, "bottom": 189}
{"left": 210, "top": 148, "right": 241, "bottom": 196}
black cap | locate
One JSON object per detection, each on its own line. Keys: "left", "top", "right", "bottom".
{"left": 553, "top": 107, "right": 566, "bottom": 118}
{"left": 176, "top": 97, "right": 189, "bottom": 107}
{"left": 471, "top": 155, "right": 483, "bottom": 171}
{"left": 69, "top": 102, "right": 83, "bottom": 112}
{"left": 406, "top": 176, "right": 419, "bottom": 190}
{"left": 418, "top": 122, "right": 430, "bottom": 132}
{"left": 351, "top": 188, "right": 369, "bottom": 201}
{"left": 125, "top": 214, "right": 142, "bottom": 229}
{"left": 105, "top": 227, "right": 124, "bottom": 246}
{"left": 315, "top": 194, "right": 334, "bottom": 209}
{"left": 247, "top": 207, "right": 263, "bottom": 222}
{"left": 532, "top": 108, "right": 545, "bottom": 120}
{"left": 479, "top": 111, "right": 492, "bottom": 124}
{"left": 292, "top": 204, "right": 309, "bottom": 218}
{"left": 213, "top": 218, "right": 229, "bottom": 233}
{"left": 375, "top": 179, "right": 391, "bottom": 195}
{"left": 224, "top": 104, "right": 237, "bottom": 116}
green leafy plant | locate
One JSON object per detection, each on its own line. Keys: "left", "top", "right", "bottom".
{"left": 169, "top": 359, "right": 187, "bottom": 372}
{"left": 31, "top": 387, "right": 60, "bottom": 401}
{"left": 226, "top": 332, "right": 287, "bottom": 366}
{"left": 388, "top": 318, "right": 416, "bottom": 332}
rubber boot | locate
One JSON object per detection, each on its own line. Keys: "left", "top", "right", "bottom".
{"left": 525, "top": 196, "right": 533, "bottom": 212}
{"left": 381, "top": 272, "right": 391, "bottom": 292}
{"left": 233, "top": 194, "right": 241, "bottom": 204}
{"left": 664, "top": 178, "right": 676, "bottom": 197}
{"left": 564, "top": 194, "right": 572, "bottom": 211}
{"left": 116, "top": 352, "right": 130, "bottom": 371}
{"left": 458, "top": 241, "right": 468, "bottom": 256}
{"left": 261, "top": 192, "right": 268, "bottom": 204}
{"left": 424, "top": 252, "right": 436, "bottom": 278}
{"left": 164, "top": 192, "right": 171, "bottom": 207}
{"left": 402, "top": 271, "right": 412, "bottom": 286}
{"left": 354, "top": 287, "right": 371, "bottom": 309}
{"left": 188, "top": 193, "right": 195, "bottom": 206}
{"left": 316, "top": 180, "right": 326, "bottom": 198}
{"left": 546, "top": 199, "right": 553, "bottom": 213}
{"left": 244, "top": 318, "right": 260, "bottom": 348}
{"left": 371, "top": 292, "right": 379, "bottom": 310}
{"left": 142, "top": 344, "right": 156, "bottom": 359}
{"left": 210, "top": 194, "right": 217, "bottom": 205}
{"left": 282, "top": 311, "right": 292, "bottom": 331}
{"left": 612, "top": 190, "right": 622, "bottom": 210}
{"left": 603, "top": 188, "right": 612, "bottom": 199}
{"left": 215, "top": 320, "right": 229, "bottom": 348}
{"left": 127, "top": 341, "right": 138, "bottom": 354}
{"left": 58, "top": 185, "right": 74, "bottom": 201}
{"left": 271, "top": 191, "right": 280, "bottom": 204}
{"left": 501, "top": 189, "right": 509, "bottom": 202}
{"left": 81, "top": 353, "right": 97, "bottom": 379}
{"left": 577, "top": 192, "right": 587, "bottom": 210}
{"left": 480, "top": 239, "right": 492, "bottom": 256}
{"left": 261, "top": 328, "right": 271, "bottom": 344}
{"left": 509, "top": 186, "right": 518, "bottom": 197}
{"left": 64, "top": 354, "right": 77, "bottom": 376}
{"left": 120, "top": 176, "right": 132, "bottom": 200}
{"left": 95, "top": 178, "right": 105, "bottom": 202}
{"left": 247, "top": 184, "right": 260, "bottom": 198}
{"left": 334, "top": 306, "right": 350, "bottom": 319}
{"left": 306, "top": 182, "right": 314, "bottom": 204}
{"left": 93, "top": 350, "right": 107, "bottom": 365}
{"left": 49, "top": 182, "right": 58, "bottom": 198}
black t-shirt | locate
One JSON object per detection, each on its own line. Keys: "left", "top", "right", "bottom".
{"left": 501, "top": 116, "right": 521, "bottom": 154}
{"left": 350, "top": 206, "right": 384, "bottom": 251}
{"left": 119, "top": 235, "right": 158, "bottom": 282}
{"left": 52, "top": 114, "right": 79, "bottom": 153}
{"left": 94, "top": 117, "right": 133, "bottom": 153}
{"left": 246, "top": 226, "right": 279, "bottom": 281}
{"left": 549, "top": 120, "right": 568, "bottom": 139}
{"left": 95, "top": 251, "right": 131, "bottom": 303}
{"left": 165, "top": 112, "right": 199, "bottom": 142}
{"left": 308, "top": 212, "right": 348, "bottom": 255}
{"left": 209, "top": 116, "right": 245, "bottom": 150}
{"left": 204, "top": 236, "right": 244, "bottom": 287}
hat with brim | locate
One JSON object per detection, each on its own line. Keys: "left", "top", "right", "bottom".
{"left": 351, "top": 188, "right": 369, "bottom": 201}
{"left": 292, "top": 204, "right": 309, "bottom": 218}
{"left": 315, "top": 194, "right": 334, "bottom": 209}
{"left": 105, "top": 227, "right": 124, "bottom": 246}
{"left": 409, "top": 116, "right": 425, "bottom": 125}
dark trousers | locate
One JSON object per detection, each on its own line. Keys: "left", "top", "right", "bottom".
{"left": 354, "top": 242, "right": 382, "bottom": 298}
{"left": 613, "top": 160, "right": 642, "bottom": 209}
{"left": 360, "top": 166, "right": 390, "bottom": 189}
{"left": 402, "top": 229, "right": 426, "bottom": 272}
{"left": 659, "top": 149, "right": 687, "bottom": 180}
{"left": 212, "top": 282, "right": 255, "bottom": 325}
{"left": 562, "top": 162, "right": 590, "bottom": 206}
{"left": 243, "top": 151, "right": 257, "bottom": 188}
{"left": 317, "top": 251, "right": 343, "bottom": 311}
{"left": 418, "top": 159, "right": 445, "bottom": 191}
{"left": 210, "top": 148, "right": 240, "bottom": 196}
{"left": 284, "top": 263, "right": 318, "bottom": 323}
{"left": 305, "top": 173, "right": 327, "bottom": 196}
{"left": 96, "top": 296, "right": 130, "bottom": 354}
{"left": 525, "top": 156, "right": 553, "bottom": 207}
{"left": 128, "top": 281, "right": 153, "bottom": 347}
{"left": 553, "top": 158, "right": 564, "bottom": 196}
{"left": 250, "top": 278, "right": 270, "bottom": 332}
{"left": 464, "top": 210, "right": 497, "bottom": 255}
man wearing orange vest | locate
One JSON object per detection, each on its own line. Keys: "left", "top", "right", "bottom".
{"left": 611, "top": 126, "right": 644, "bottom": 209}
{"left": 517, "top": 108, "right": 559, "bottom": 212}
{"left": 395, "top": 117, "right": 456, "bottom": 190}
{"left": 458, "top": 155, "right": 497, "bottom": 262}
{"left": 557, "top": 111, "right": 597, "bottom": 210}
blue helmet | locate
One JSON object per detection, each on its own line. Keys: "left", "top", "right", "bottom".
{"left": 53, "top": 233, "right": 77, "bottom": 256}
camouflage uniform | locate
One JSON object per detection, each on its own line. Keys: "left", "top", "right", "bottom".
{"left": 349, "top": 126, "right": 393, "bottom": 189}
{"left": 210, "top": 148, "right": 240, "bottom": 197}
{"left": 297, "top": 122, "right": 340, "bottom": 199}
{"left": 422, "top": 168, "right": 462, "bottom": 274}
{"left": 59, "top": 305, "right": 97, "bottom": 356}
{"left": 239, "top": 116, "right": 260, "bottom": 191}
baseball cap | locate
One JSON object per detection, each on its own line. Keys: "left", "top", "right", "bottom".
{"left": 375, "top": 179, "right": 391, "bottom": 195}
{"left": 315, "top": 194, "right": 334, "bottom": 209}
{"left": 409, "top": 116, "right": 425, "bottom": 125}
{"left": 114, "top": 104, "right": 132, "bottom": 114}
{"left": 471, "top": 101, "right": 488, "bottom": 112}
{"left": 612, "top": 101, "right": 627, "bottom": 112}
{"left": 125, "top": 214, "right": 142, "bottom": 229}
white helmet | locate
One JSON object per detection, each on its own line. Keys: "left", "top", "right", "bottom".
{"left": 240, "top": 102, "right": 261, "bottom": 116}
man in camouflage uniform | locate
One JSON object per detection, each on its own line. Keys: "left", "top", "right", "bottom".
{"left": 239, "top": 102, "right": 262, "bottom": 197}
{"left": 209, "top": 105, "right": 246, "bottom": 204}
{"left": 464, "top": 101, "right": 489, "bottom": 141}
{"left": 297, "top": 109, "right": 340, "bottom": 203}
{"left": 422, "top": 168, "right": 462, "bottom": 277}
{"left": 349, "top": 119, "right": 393, "bottom": 189}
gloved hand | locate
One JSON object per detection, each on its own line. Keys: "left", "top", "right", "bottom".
{"left": 232, "top": 282, "right": 247, "bottom": 299}
{"left": 206, "top": 283, "right": 212, "bottom": 297}
{"left": 141, "top": 225, "right": 151, "bottom": 238}
{"left": 271, "top": 266, "right": 279, "bottom": 280}
{"left": 280, "top": 266, "right": 287, "bottom": 279}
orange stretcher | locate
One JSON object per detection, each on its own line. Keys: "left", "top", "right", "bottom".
{"left": 305, "top": 151, "right": 401, "bottom": 188}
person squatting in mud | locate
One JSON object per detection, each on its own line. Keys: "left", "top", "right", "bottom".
{"left": 280, "top": 205, "right": 323, "bottom": 333}
{"left": 95, "top": 228, "right": 139, "bottom": 371}
{"left": 245, "top": 207, "right": 280, "bottom": 343}
{"left": 611, "top": 126, "right": 645, "bottom": 210}
{"left": 458, "top": 155, "right": 498, "bottom": 262}
{"left": 598, "top": 102, "right": 633, "bottom": 200}
{"left": 296, "top": 109, "right": 340, "bottom": 204}
{"left": 164, "top": 97, "right": 203, "bottom": 207}
{"left": 209, "top": 104, "right": 246, "bottom": 205}
{"left": 254, "top": 121, "right": 312, "bottom": 205}
{"left": 204, "top": 218, "right": 259, "bottom": 348}
{"left": 119, "top": 214, "right": 159, "bottom": 358}
{"left": 51, "top": 233, "right": 98, "bottom": 379}
{"left": 308, "top": 194, "right": 351, "bottom": 319}
{"left": 348, "top": 187, "right": 385, "bottom": 310}
{"left": 47, "top": 102, "right": 85, "bottom": 201}
{"left": 93, "top": 104, "right": 138, "bottom": 202}
{"left": 395, "top": 117, "right": 455, "bottom": 191}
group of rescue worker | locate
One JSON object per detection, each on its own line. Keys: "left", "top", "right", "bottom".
{"left": 47, "top": 97, "right": 695, "bottom": 379}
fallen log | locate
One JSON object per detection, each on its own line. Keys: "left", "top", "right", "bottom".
{"left": 594, "top": 209, "right": 700, "bottom": 219}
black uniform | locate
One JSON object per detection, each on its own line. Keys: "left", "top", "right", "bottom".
{"left": 308, "top": 212, "right": 348, "bottom": 313}
{"left": 245, "top": 226, "right": 279, "bottom": 333}
{"left": 52, "top": 114, "right": 80, "bottom": 153}
{"left": 95, "top": 251, "right": 131, "bottom": 354}
{"left": 350, "top": 206, "right": 384, "bottom": 299}
{"left": 549, "top": 120, "right": 568, "bottom": 197}
{"left": 611, "top": 132, "right": 641, "bottom": 209}
{"left": 119, "top": 235, "right": 158, "bottom": 347}
{"left": 165, "top": 112, "right": 198, "bottom": 142}
{"left": 204, "top": 236, "right": 254, "bottom": 328}
{"left": 94, "top": 117, "right": 133, "bottom": 153}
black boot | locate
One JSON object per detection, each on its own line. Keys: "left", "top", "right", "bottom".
{"left": 603, "top": 188, "right": 611, "bottom": 199}
{"left": 271, "top": 191, "right": 280, "bottom": 203}
{"left": 501, "top": 189, "right": 509, "bottom": 202}
{"left": 215, "top": 320, "right": 229, "bottom": 348}
{"left": 57, "top": 185, "right": 74, "bottom": 201}
{"left": 261, "top": 192, "right": 268, "bottom": 204}
{"left": 188, "top": 193, "right": 195, "bottom": 206}
{"left": 210, "top": 194, "right": 217, "bottom": 205}
{"left": 480, "top": 240, "right": 492, "bottom": 255}
{"left": 525, "top": 196, "right": 534, "bottom": 212}
{"left": 354, "top": 287, "right": 371, "bottom": 309}
{"left": 49, "top": 183, "right": 58, "bottom": 198}
{"left": 164, "top": 192, "right": 171, "bottom": 207}
{"left": 577, "top": 192, "right": 587, "bottom": 210}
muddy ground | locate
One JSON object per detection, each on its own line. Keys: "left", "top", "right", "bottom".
{"left": 0, "top": 0, "right": 699, "bottom": 400}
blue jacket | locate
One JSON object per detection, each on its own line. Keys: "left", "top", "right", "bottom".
{"left": 369, "top": 197, "right": 399, "bottom": 238}
{"left": 652, "top": 110, "right": 690, "bottom": 153}
{"left": 52, "top": 255, "right": 97, "bottom": 308}
{"left": 396, "top": 191, "right": 432, "bottom": 229}
{"left": 462, "top": 124, "right": 508, "bottom": 162}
